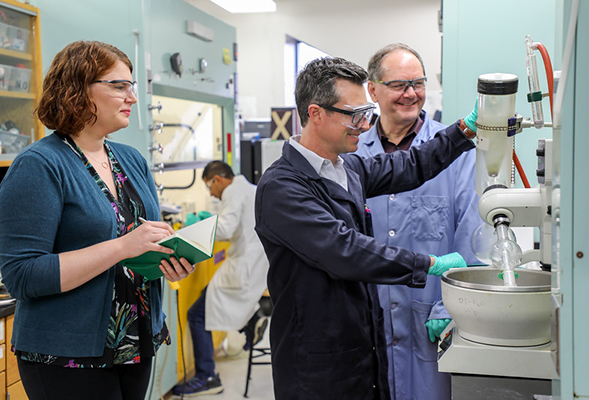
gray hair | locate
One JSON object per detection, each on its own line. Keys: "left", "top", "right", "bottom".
{"left": 367, "top": 43, "right": 426, "bottom": 82}
{"left": 295, "top": 57, "right": 368, "bottom": 127}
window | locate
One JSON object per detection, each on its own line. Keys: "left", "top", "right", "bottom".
{"left": 284, "top": 35, "right": 330, "bottom": 107}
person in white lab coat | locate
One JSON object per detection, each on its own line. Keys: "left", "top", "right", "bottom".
{"left": 172, "top": 160, "right": 270, "bottom": 397}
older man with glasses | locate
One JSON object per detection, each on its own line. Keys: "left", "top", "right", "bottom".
{"left": 355, "top": 43, "right": 482, "bottom": 400}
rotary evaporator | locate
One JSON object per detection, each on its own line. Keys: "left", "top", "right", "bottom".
{"left": 437, "top": 36, "right": 557, "bottom": 399}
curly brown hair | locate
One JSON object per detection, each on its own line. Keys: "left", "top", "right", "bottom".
{"left": 35, "top": 41, "right": 133, "bottom": 136}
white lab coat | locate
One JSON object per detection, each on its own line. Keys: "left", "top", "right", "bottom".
{"left": 204, "top": 175, "right": 270, "bottom": 331}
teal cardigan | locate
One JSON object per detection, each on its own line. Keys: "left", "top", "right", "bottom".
{"left": 0, "top": 133, "right": 164, "bottom": 358}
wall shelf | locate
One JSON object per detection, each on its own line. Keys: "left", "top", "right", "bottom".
{"left": 0, "top": 90, "right": 34, "bottom": 100}
{"left": 0, "top": 48, "right": 32, "bottom": 61}
{"left": 0, "top": 0, "right": 42, "bottom": 170}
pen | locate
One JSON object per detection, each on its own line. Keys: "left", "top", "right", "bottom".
{"left": 139, "top": 217, "right": 148, "bottom": 224}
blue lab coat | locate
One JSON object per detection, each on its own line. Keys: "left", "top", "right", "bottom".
{"left": 255, "top": 122, "right": 475, "bottom": 400}
{"left": 355, "top": 112, "right": 482, "bottom": 400}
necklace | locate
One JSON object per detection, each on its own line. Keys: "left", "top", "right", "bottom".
{"left": 85, "top": 151, "right": 111, "bottom": 170}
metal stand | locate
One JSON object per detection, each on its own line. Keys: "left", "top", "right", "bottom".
{"left": 438, "top": 328, "right": 553, "bottom": 400}
{"left": 243, "top": 296, "right": 273, "bottom": 398}
{"left": 243, "top": 337, "right": 271, "bottom": 398}
{"left": 450, "top": 374, "right": 551, "bottom": 400}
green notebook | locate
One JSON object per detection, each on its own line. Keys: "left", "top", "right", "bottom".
{"left": 121, "top": 214, "right": 219, "bottom": 280}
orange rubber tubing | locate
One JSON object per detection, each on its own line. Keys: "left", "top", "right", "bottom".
{"left": 536, "top": 43, "right": 554, "bottom": 120}
{"left": 513, "top": 150, "right": 531, "bottom": 188}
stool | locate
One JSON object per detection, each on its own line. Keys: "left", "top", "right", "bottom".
{"left": 244, "top": 295, "right": 273, "bottom": 398}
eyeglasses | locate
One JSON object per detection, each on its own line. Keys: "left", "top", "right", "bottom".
{"left": 91, "top": 79, "right": 138, "bottom": 99}
{"left": 205, "top": 179, "right": 213, "bottom": 189}
{"left": 375, "top": 76, "right": 427, "bottom": 93}
{"left": 314, "top": 103, "right": 376, "bottom": 130}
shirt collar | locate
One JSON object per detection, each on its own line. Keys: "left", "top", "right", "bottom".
{"left": 289, "top": 135, "right": 325, "bottom": 176}
{"left": 376, "top": 109, "right": 425, "bottom": 142}
{"left": 289, "top": 135, "right": 348, "bottom": 190}
{"left": 376, "top": 110, "right": 425, "bottom": 152}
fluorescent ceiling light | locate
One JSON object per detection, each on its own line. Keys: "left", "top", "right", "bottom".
{"left": 210, "top": 0, "right": 276, "bottom": 13}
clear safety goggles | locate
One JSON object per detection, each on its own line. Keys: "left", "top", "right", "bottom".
{"left": 316, "top": 103, "right": 376, "bottom": 130}
{"left": 375, "top": 76, "right": 427, "bottom": 93}
{"left": 91, "top": 79, "right": 138, "bottom": 99}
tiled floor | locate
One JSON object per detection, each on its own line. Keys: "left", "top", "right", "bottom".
{"left": 166, "top": 323, "right": 274, "bottom": 399}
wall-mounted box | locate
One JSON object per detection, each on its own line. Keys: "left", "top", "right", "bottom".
{"left": 186, "top": 20, "right": 214, "bottom": 42}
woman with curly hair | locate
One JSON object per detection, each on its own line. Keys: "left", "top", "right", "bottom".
{"left": 0, "top": 40, "right": 195, "bottom": 400}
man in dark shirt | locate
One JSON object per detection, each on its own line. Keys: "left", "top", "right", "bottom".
{"left": 254, "top": 56, "right": 476, "bottom": 400}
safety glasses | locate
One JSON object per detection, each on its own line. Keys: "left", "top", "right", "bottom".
{"left": 375, "top": 76, "right": 427, "bottom": 93}
{"left": 315, "top": 103, "right": 376, "bottom": 130}
{"left": 91, "top": 79, "right": 138, "bottom": 99}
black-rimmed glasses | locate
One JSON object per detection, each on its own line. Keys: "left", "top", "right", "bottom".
{"left": 91, "top": 79, "right": 138, "bottom": 99}
{"left": 315, "top": 103, "right": 376, "bottom": 129}
{"left": 375, "top": 76, "right": 427, "bottom": 93}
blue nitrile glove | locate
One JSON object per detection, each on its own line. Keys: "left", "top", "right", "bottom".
{"left": 464, "top": 99, "right": 478, "bottom": 132}
{"left": 197, "top": 211, "right": 213, "bottom": 220}
{"left": 425, "top": 318, "right": 452, "bottom": 342}
{"left": 428, "top": 252, "right": 467, "bottom": 276}
{"left": 185, "top": 213, "right": 198, "bottom": 226}
{"left": 186, "top": 211, "right": 214, "bottom": 226}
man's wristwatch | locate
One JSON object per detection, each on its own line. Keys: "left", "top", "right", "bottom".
{"left": 459, "top": 118, "right": 476, "bottom": 140}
